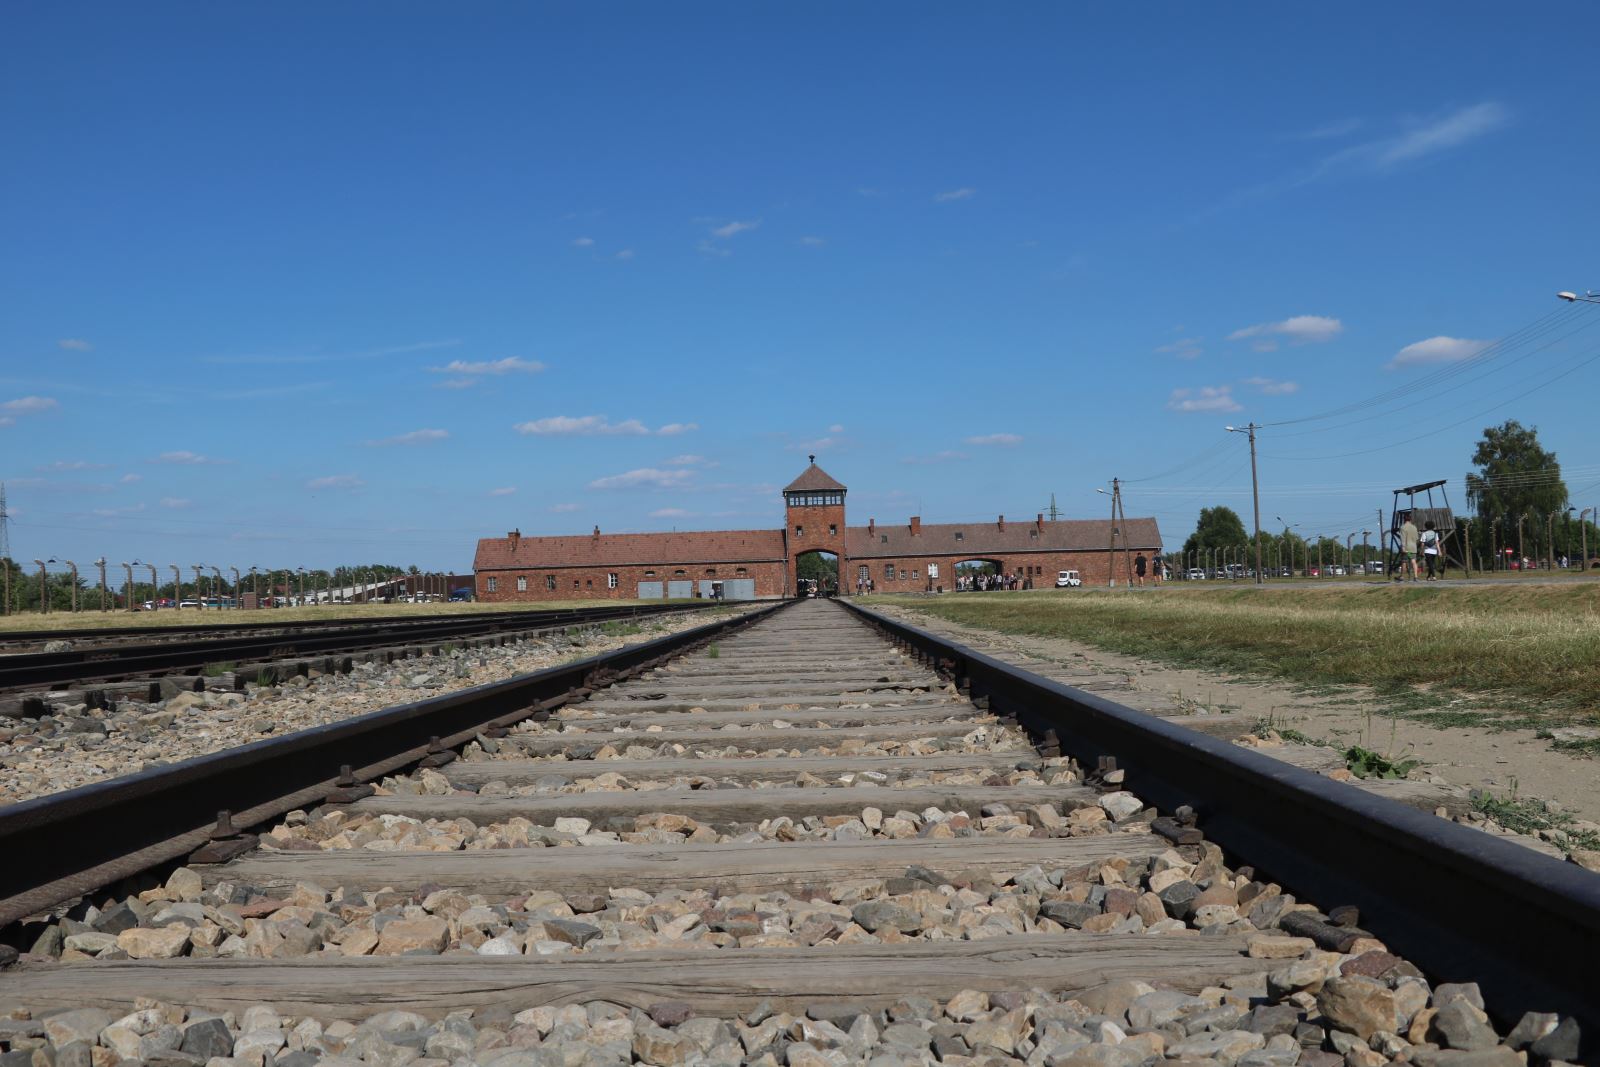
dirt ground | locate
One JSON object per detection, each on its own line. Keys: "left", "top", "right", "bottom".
{"left": 879, "top": 602, "right": 1600, "bottom": 824}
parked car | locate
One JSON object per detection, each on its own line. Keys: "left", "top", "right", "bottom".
{"left": 1055, "top": 570, "right": 1082, "bottom": 588}
{"left": 1185, "top": 568, "right": 1206, "bottom": 581}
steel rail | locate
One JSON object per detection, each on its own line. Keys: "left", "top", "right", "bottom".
{"left": 0, "top": 603, "right": 721, "bottom": 691}
{"left": 0, "top": 603, "right": 707, "bottom": 648}
{"left": 0, "top": 601, "right": 788, "bottom": 928}
{"left": 839, "top": 599, "right": 1600, "bottom": 1046}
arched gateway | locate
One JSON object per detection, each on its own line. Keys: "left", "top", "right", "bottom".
{"left": 471, "top": 460, "right": 1162, "bottom": 601}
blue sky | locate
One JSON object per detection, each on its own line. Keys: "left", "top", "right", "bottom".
{"left": 4, "top": 3, "right": 1599, "bottom": 572}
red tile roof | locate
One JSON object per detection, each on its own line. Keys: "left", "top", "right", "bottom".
{"left": 846, "top": 517, "right": 1161, "bottom": 558}
{"left": 783, "top": 462, "right": 847, "bottom": 493}
{"left": 475, "top": 529, "right": 787, "bottom": 571}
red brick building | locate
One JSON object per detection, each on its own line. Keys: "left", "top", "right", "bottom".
{"left": 472, "top": 460, "right": 1162, "bottom": 601}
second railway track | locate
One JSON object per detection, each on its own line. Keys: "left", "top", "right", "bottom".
{"left": 0, "top": 599, "right": 1594, "bottom": 1067}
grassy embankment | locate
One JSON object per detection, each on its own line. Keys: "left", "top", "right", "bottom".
{"left": 885, "top": 585, "right": 1600, "bottom": 749}
{"left": 0, "top": 599, "right": 707, "bottom": 634}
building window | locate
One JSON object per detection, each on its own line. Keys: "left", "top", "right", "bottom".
{"left": 880, "top": 534, "right": 888, "bottom": 544}
{"left": 607, "top": 573, "right": 618, "bottom": 589}
{"left": 829, "top": 524, "right": 837, "bottom": 536}
{"left": 955, "top": 531, "right": 964, "bottom": 541}
{"left": 912, "top": 569, "right": 919, "bottom": 579}
{"left": 859, "top": 565, "right": 870, "bottom": 581}
{"left": 674, "top": 569, "right": 686, "bottom": 576}
{"left": 546, "top": 575, "right": 556, "bottom": 591}
{"left": 705, "top": 568, "right": 716, "bottom": 576}
{"left": 1030, "top": 528, "right": 1038, "bottom": 538}
{"left": 795, "top": 525, "right": 804, "bottom": 538}
{"left": 884, "top": 563, "right": 895, "bottom": 580}
{"left": 644, "top": 570, "right": 656, "bottom": 577}
{"left": 486, "top": 577, "right": 498, "bottom": 593}
{"left": 516, "top": 576, "right": 527, "bottom": 592}
{"left": 736, "top": 567, "right": 747, "bottom": 576}
{"left": 585, "top": 579, "right": 591, "bottom": 587}
{"left": 899, "top": 569, "right": 908, "bottom": 581}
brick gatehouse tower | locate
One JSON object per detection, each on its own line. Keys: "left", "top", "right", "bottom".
{"left": 781, "top": 456, "right": 848, "bottom": 595}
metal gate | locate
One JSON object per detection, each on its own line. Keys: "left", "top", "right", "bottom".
{"left": 721, "top": 578, "right": 756, "bottom": 601}
{"left": 666, "top": 580, "right": 693, "bottom": 599}
{"left": 636, "top": 581, "right": 664, "bottom": 599}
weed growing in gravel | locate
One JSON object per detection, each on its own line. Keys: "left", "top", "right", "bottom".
{"left": 1344, "top": 746, "right": 1420, "bottom": 779}
{"left": 706, "top": 643, "right": 720, "bottom": 659}
{"left": 599, "top": 622, "right": 644, "bottom": 637}
{"left": 1473, "top": 790, "right": 1600, "bottom": 851}
{"left": 201, "top": 661, "right": 235, "bottom": 677}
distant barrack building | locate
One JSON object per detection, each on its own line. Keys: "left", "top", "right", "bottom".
{"left": 472, "top": 461, "right": 1161, "bottom": 601}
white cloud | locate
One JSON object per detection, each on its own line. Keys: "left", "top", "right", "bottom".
{"left": 488, "top": 487, "right": 517, "bottom": 497}
{"left": 657, "top": 422, "right": 698, "bottom": 436}
{"left": 2, "top": 395, "right": 59, "bottom": 414}
{"left": 515, "top": 415, "right": 648, "bottom": 436}
{"left": 38, "top": 460, "right": 109, "bottom": 472}
{"left": 1227, "top": 315, "right": 1343, "bottom": 352}
{"left": 711, "top": 219, "right": 760, "bottom": 238}
{"left": 550, "top": 502, "right": 580, "bottom": 513}
{"left": 650, "top": 507, "right": 692, "bottom": 518}
{"left": 965, "top": 433, "right": 1023, "bottom": 447}
{"left": 160, "top": 497, "right": 192, "bottom": 509}
{"left": 572, "top": 237, "right": 595, "bottom": 247}
{"left": 1369, "top": 102, "right": 1510, "bottom": 170}
{"left": 902, "top": 451, "right": 969, "bottom": 465}
{"left": 663, "top": 454, "right": 710, "bottom": 467}
{"left": 0, "top": 417, "right": 12, "bottom": 428}
{"left": 799, "top": 236, "right": 826, "bottom": 247}
{"left": 1167, "top": 386, "right": 1242, "bottom": 413}
{"left": 367, "top": 428, "right": 449, "bottom": 447}
{"left": 153, "top": 450, "right": 223, "bottom": 465}
{"left": 306, "top": 474, "right": 364, "bottom": 490}
{"left": 1388, "top": 335, "right": 1492, "bottom": 368}
{"left": 58, "top": 338, "right": 93, "bottom": 352}
{"left": 587, "top": 468, "right": 695, "bottom": 490}
{"left": 827, "top": 424, "right": 845, "bottom": 434}
{"left": 434, "top": 377, "right": 479, "bottom": 390}
{"left": 616, "top": 248, "right": 635, "bottom": 260}
{"left": 934, "top": 188, "right": 976, "bottom": 202}
{"left": 697, "top": 240, "right": 732, "bottom": 258}
{"left": 119, "top": 473, "right": 141, "bottom": 483}
{"left": 428, "top": 357, "right": 545, "bottom": 376}
{"left": 1156, "top": 337, "right": 1203, "bottom": 360}
{"left": 796, "top": 436, "right": 837, "bottom": 453}
{"left": 1242, "top": 376, "right": 1300, "bottom": 396}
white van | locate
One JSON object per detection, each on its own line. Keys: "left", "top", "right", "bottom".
{"left": 1055, "top": 570, "right": 1082, "bottom": 588}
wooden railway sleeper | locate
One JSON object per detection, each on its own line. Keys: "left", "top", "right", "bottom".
{"left": 187, "top": 809, "right": 259, "bottom": 866}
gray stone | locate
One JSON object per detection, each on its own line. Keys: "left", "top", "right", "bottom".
{"left": 1242, "top": 1005, "right": 1300, "bottom": 1038}
{"left": 1530, "top": 1017, "right": 1581, "bottom": 1063}
{"left": 543, "top": 919, "right": 602, "bottom": 948}
{"left": 850, "top": 900, "right": 921, "bottom": 933}
{"left": 54, "top": 1042, "right": 93, "bottom": 1067}
{"left": 880, "top": 1024, "right": 932, "bottom": 1051}
{"left": 1409, "top": 1049, "right": 1520, "bottom": 1067}
{"left": 1505, "top": 1012, "right": 1558, "bottom": 1052}
{"left": 648, "top": 1002, "right": 694, "bottom": 1028}
{"left": 92, "top": 901, "right": 142, "bottom": 935}
{"left": 1433, "top": 983, "right": 1486, "bottom": 1012}
{"left": 1126, "top": 990, "right": 1195, "bottom": 1032}
{"left": 1038, "top": 901, "right": 1100, "bottom": 929}
{"left": 1431, "top": 1000, "right": 1498, "bottom": 1051}
{"left": 1156, "top": 880, "right": 1199, "bottom": 919}
{"left": 181, "top": 1017, "right": 235, "bottom": 1059}
{"left": 0, "top": 1050, "right": 32, "bottom": 1067}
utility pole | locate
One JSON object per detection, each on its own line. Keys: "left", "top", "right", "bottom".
{"left": 1378, "top": 508, "right": 1387, "bottom": 579}
{"left": 1099, "top": 480, "right": 1131, "bottom": 588}
{"left": 1041, "top": 493, "right": 1060, "bottom": 522}
{"left": 1226, "top": 424, "right": 1263, "bottom": 585}
{"left": 96, "top": 558, "right": 108, "bottom": 611}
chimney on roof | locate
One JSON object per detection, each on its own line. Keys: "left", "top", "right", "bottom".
{"left": 868, "top": 518, "right": 875, "bottom": 535}
{"left": 910, "top": 516, "right": 921, "bottom": 536}
{"left": 998, "top": 514, "right": 1006, "bottom": 532}
{"left": 507, "top": 528, "right": 520, "bottom": 550}
{"left": 592, "top": 525, "right": 600, "bottom": 539}
{"left": 1036, "top": 514, "right": 1044, "bottom": 533}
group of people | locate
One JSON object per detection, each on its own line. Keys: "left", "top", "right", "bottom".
{"left": 956, "top": 572, "right": 1032, "bottom": 591}
{"left": 1397, "top": 515, "right": 1443, "bottom": 581}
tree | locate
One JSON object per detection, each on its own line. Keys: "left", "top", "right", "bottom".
{"left": 1465, "top": 421, "right": 1568, "bottom": 566}
{"left": 1182, "top": 507, "right": 1249, "bottom": 557}
{"left": 795, "top": 551, "right": 838, "bottom": 588}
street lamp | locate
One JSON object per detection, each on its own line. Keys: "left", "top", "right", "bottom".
{"left": 193, "top": 565, "right": 205, "bottom": 608}
{"left": 1582, "top": 509, "right": 1594, "bottom": 573}
{"left": 1557, "top": 290, "right": 1600, "bottom": 305}
{"left": 297, "top": 567, "right": 307, "bottom": 605}
{"left": 210, "top": 566, "right": 224, "bottom": 608}
{"left": 170, "top": 565, "right": 182, "bottom": 606}
{"left": 33, "top": 559, "right": 47, "bottom": 613}
{"left": 1346, "top": 534, "right": 1356, "bottom": 577}
{"left": 1361, "top": 531, "right": 1372, "bottom": 576}
{"left": 249, "top": 565, "right": 259, "bottom": 607}
{"left": 229, "top": 567, "right": 241, "bottom": 609}
{"left": 1275, "top": 517, "right": 1302, "bottom": 577}
{"left": 1226, "top": 424, "right": 1264, "bottom": 585}
{"left": 122, "top": 561, "right": 136, "bottom": 612}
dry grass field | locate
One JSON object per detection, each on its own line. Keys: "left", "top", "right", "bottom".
{"left": 0, "top": 599, "right": 695, "bottom": 635}
{"left": 886, "top": 584, "right": 1600, "bottom": 726}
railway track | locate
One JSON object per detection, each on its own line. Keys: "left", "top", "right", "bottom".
{"left": 0, "top": 603, "right": 721, "bottom": 713}
{"left": 0, "top": 599, "right": 1594, "bottom": 1067}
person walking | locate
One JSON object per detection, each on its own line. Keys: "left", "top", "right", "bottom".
{"left": 1133, "top": 553, "right": 1147, "bottom": 587}
{"left": 1420, "top": 520, "right": 1441, "bottom": 581}
{"left": 1399, "top": 513, "right": 1420, "bottom": 582}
